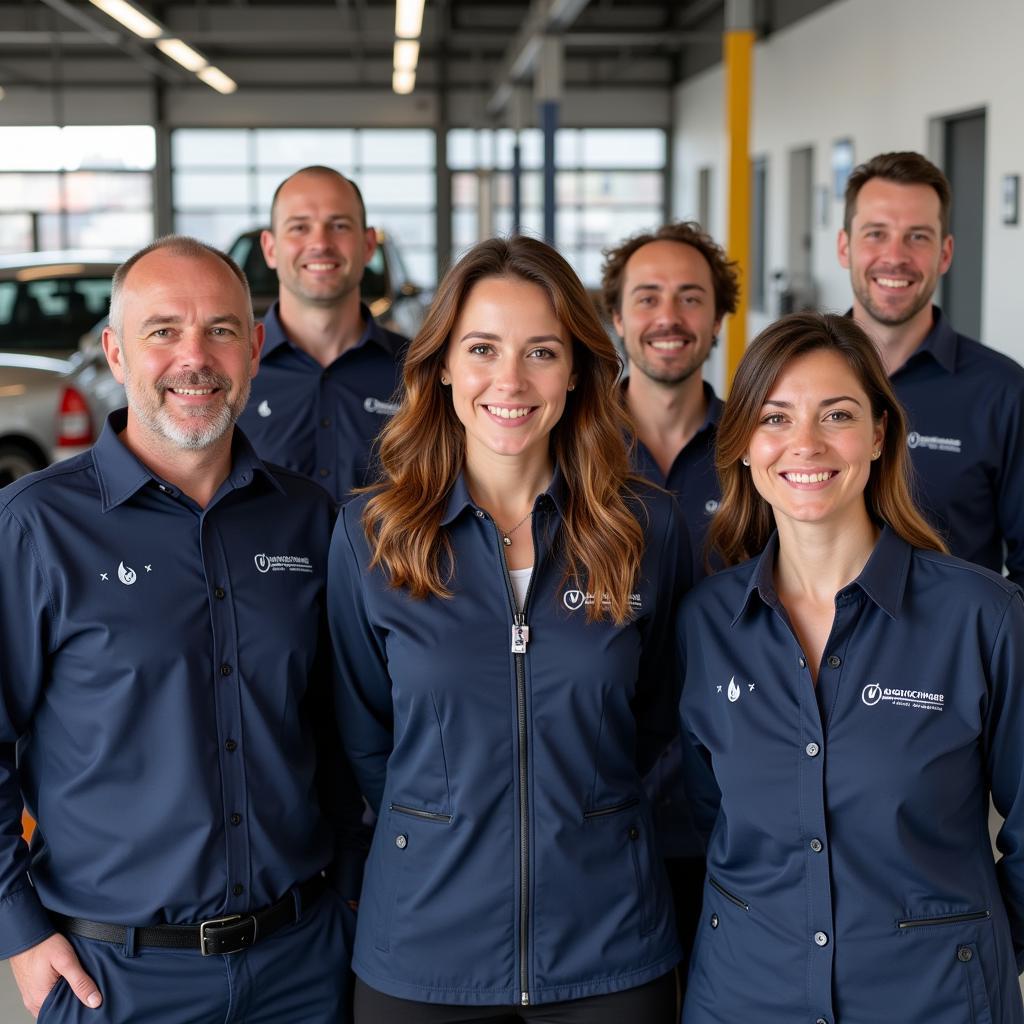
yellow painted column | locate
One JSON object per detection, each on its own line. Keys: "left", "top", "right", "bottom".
{"left": 724, "top": 27, "right": 754, "bottom": 390}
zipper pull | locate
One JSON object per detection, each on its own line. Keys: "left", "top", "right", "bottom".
{"left": 520, "top": 992, "right": 530, "bottom": 1007}
{"left": 511, "top": 614, "right": 529, "bottom": 654}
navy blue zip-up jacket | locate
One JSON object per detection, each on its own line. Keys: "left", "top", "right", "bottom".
{"left": 328, "top": 473, "right": 689, "bottom": 1006}
{"left": 679, "top": 527, "right": 1024, "bottom": 1024}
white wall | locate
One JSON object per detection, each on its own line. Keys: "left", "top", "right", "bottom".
{"left": 672, "top": 0, "right": 1024, "bottom": 392}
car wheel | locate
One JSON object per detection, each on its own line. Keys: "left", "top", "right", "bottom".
{"left": 0, "top": 442, "right": 45, "bottom": 487}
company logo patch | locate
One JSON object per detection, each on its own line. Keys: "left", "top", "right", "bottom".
{"left": 118, "top": 561, "right": 137, "bottom": 586}
{"left": 254, "top": 553, "right": 313, "bottom": 574}
{"left": 704, "top": 499, "right": 720, "bottom": 515}
{"left": 257, "top": 400, "right": 272, "bottom": 418}
{"left": 562, "top": 589, "right": 642, "bottom": 612}
{"left": 717, "top": 675, "right": 756, "bottom": 699}
{"left": 907, "top": 431, "right": 961, "bottom": 454}
{"left": 862, "top": 683, "right": 944, "bottom": 712}
{"left": 364, "top": 397, "right": 401, "bottom": 416}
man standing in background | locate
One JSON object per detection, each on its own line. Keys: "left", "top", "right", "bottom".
{"left": 239, "top": 166, "right": 407, "bottom": 501}
{"left": 839, "top": 151, "right": 1024, "bottom": 583}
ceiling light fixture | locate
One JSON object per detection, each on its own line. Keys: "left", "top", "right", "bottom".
{"left": 393, "top": 40, "right": 420, "bottom": 73}
{"left": 87, "top": 0, "right": 162, "bottom": 40}
{"left": 393, "top": 69, "right": 416, "bottom": 95}
{"left": 155, "top": 38, "right": 207, "bottom": 73}
{"left": 197, "top": 66, "right": 238, "bottom": 95}
{"left": 395, "top": 0, "right": 425, "bottom": 39}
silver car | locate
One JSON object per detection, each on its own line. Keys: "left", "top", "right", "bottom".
{"left": 0, "top": 352, "right": 124, "bottom": 486}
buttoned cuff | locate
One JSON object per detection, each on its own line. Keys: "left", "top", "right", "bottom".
{"left": 0, "top": 885, "right": 57, "bottom": 960}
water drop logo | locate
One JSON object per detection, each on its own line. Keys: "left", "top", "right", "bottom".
{"left": 257, "top": 400, "right": 272, "bottom": 418}
{"left": 727, "top": 676, "right": 740, "bottom": 702}
{"left": 118, "top": 561, "right": 137, "bottom": 586}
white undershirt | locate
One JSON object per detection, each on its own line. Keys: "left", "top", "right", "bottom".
{"left": 507, "top": 566, "right": 533, "bottom": 612}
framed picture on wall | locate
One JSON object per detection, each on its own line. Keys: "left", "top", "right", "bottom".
{"left": 832, "top": 138, "right": 855, "bottom": 200}
{"left": 1002, "top": 174, "right": 1020, "bottom": 226}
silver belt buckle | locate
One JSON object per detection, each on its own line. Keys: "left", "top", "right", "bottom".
{"left": 199, "top": 914, "right": 242, "bottom": 956}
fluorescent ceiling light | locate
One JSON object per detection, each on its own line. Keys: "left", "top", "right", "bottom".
{"left": 395, "top": 0, "right": 425, "bottom": 39}
{"left": 156, "top": 37, "right": 208, "bottom": 73}
{"left": 393, "top": 40, "right": 420, "bottom": 72}
{"left": 88, "top": 0, "right": 162, "bottom": 40}
{"left": 198, "top": 66, "right": 238, "bottom": 95}
{"left": 392, "top": 69, "right": 416, "bottom": 95}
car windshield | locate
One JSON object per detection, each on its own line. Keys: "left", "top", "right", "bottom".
{"left": 0, "top": 276, "right": 113, "bottom": 351}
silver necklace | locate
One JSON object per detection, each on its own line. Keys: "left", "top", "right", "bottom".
{"left": 496, "top": 510, "right": 533, "bottom": 547}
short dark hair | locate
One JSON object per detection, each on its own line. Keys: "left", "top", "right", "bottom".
{"left": 269, "top": 166, "right": 367, "bottom": 231}
{"left": 600, "top": 222, "right": 740, "bottom": 324}
{"left": 843, "top": 151, "right": 952, "bottom": 236}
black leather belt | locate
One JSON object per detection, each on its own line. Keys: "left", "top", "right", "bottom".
{"left": 52, "top": 873, "right": 326, "bottom": 956}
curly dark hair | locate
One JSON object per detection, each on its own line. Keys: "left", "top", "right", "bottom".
{"left": 600, "top": 221, "right": 740, "bottom": 324}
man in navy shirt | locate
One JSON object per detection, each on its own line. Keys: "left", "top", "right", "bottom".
{"left": 601, "top": 222, "right": 739, "bottom": 971}
{"left": 839, "top": 151, "right": 1024, "bottom": 583}
{"left": 237, "top": 166, "right": 408, "bottom": 501}
{"left": 0, "top": 237, "right": 359, "bottom": 1022}
{"left": 601, "top": 222, "right": 739, "bottom": 580}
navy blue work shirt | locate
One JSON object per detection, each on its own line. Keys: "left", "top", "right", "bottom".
{"left": 238, "top": 301, "right": 407, "bottom": 502}
{"left": 329, "top": 474, "right": 688, "bottom": 1006}
{"left": 885, "top": 307, "right": 1024, "bottom": 584}
{"left": 679, "top": 527, "right": 1024, "bottom": 1024}
{"left": 0, "top": 412, "right": 357, "bottom": 958}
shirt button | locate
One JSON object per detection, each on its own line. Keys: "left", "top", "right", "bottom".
{"left": 214, "top": 587, "right": 226, "bottom": 600}
{"left": 816, "top": 1018, "right": 829, "bottom": 1024}
{"left": 225, "top": 739, "right": 237, "bottom": 752}
{"left": 474, "top": 509, "right": 485, "bottom": 518}
{"left": 628, "top": 826, "right": 640, "bottom": 840}
{"left": 220, "top": 664, "right": 232, "bottom": 677}
{"left": 320, "top": 417, "right": 331, "bottom": 428}
{"left": 810, "top": 838, "right": 823, "bottom": 853}
{"left": 710, "top": 913, "right": 719, "bottom": 929}
{"left": 232, "top": 884, "right": 244, "bottom": 896}
{"left": 827, "top": 655, "right": 841, "bottom": 668}
{"left": 814, "top": 931, "right": 829, "bottom": 947}
{"left": 319, "top": 468, "right": 330, "bottom": 478}
{"left": 805, "top": 742, "right": 820, "bottom": 757}
{"left": 395, "top": 834, "right": 408, "bottom": 849}
{"left": 957, "top": 946, "right": 973, "bottom": 962}
{"left": 798, "top": 657, "right": 806, "bottom": 669}
{"left": 230, "top": 813, "right": 242, "bottom": 826}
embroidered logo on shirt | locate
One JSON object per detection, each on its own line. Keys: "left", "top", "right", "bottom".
{"left": 906, "top": 431, "right": 961, "bottom": 454}
{"left": 704, "top": 499, "right": 719, "bottom": 515}
{"left": 254, "top": 553, "right": 313, "bottom": 574}
{"left": 718, "top": 677, "right": 756, "bottom": 699}
{"left": 562, "top": 589, "right": 642, "bottom": 612}
{"left": 364, "top": 397, "right": 401, "bottom": 416}
{"left": 257, "top": 400, "right": 272, "bottom": 417}
{"left": 861, "top": 683, "right": 944, "bottom": 712}
{"left": 118, "top": 561, "right": 137, "bottom": 586}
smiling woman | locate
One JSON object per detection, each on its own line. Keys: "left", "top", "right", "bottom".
{"left": 328, "top": 236, "right": 690, "bottom": 1021}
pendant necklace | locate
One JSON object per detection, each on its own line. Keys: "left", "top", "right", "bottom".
{"left": 496, "top": 510, "right": 533, "bottom": 547}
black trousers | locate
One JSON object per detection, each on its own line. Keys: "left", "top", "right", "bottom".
{"left": 354, "top": 970, "right": 676, "bottom": 1024}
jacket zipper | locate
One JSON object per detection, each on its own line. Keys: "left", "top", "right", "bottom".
{"left": 709, "top": 875, "right": 750, "bottom": 911}
{"left": 389, "top": 803, "right": 453, "bottom": 824}
{"left": 897, "top": 909, "right": 990, "bottom": 929}
{"left": 488, "top": 511, "right": 539, "bottom": 1007}
{"left": 583, "top": 797, "right": 640, "bottom": 820}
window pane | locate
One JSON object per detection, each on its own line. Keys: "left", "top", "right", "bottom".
{"left": 375, "top": 212, "right": 434, "bottom": 247}
{"left": 0, "top": 174, "right": 61, "bottom": 212}
{"left": 174, "top": 171, "right": 253, "bottom": 210}
{"left": 400, "top": 249, "right": 435, "bottom": 287}
{"left": 361, "top": 173, "right": 435, "bottom": 208}
{"left": 452, "top": 209, "right": 479, "bottom": 248}
{"left": 580, "top": 129, "right": 665, "bottom": 168}
{"left": 62, "top": 126, "right": 155, "bottom": 170}
{"left": 580, "top": 171, "right": 662, "bottom": 205}
{"left": 556, "top": 172, "right": 578, "bottom": 204}
{"left": 172, "top": 130, "right": 250, "bottom": 168}
{"left": 579, "top": 247, "right": 607, "bottom": 287}
{"left": 555, "top": 208, "right": 579, "bottom": 247}
{"left": 494, "top": 129, "right": 543, "bottom": 169}
{"left": 556, "top": 129, "right": 579, "bottom": 167}
{"left": 254, "top": 129, "right": 355, "bottom": 169}
{"left": 447, "top": 130, "right": 493, "bottom": 171}
{"left": 64, "top": 172, "right": 152, "bottom": 211}
{"left": 64, "top": 211, "right": 153, "bottom": 250}
{"left": 174, "top": 211, "right": 258, "bottom": 250}
{"left": 451, "top": 172, "right": 478, "bottom": 207}
{"left": 361, "top": 130, "right": 434, "bottom": 167}
{"left": 0, "top": 128, "right": 62, "bottom": 171}
{"left": 0, "top": 214, "right": 33, "bottom": 253}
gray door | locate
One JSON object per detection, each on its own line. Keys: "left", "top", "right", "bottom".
{"left": 786, "top": 146, "right": 815, "bottom": 311}
{"left": 942, "top": 109, "right": 986, "bottom": 340}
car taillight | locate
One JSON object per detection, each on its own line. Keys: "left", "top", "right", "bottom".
{"left": 56, "top": 386, "right": 93, "bottom": 447}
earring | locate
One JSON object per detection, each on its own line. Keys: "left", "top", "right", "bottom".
{"left": 871, "top": 449, "right": 881, "bottom": 460}
{"left": 741, "top": 456, "right": 750, "bottom": 466}
{"left": 567, "top": 383, "right": 575, "bottom": 392}
{"left": 440, "top": 375, "right": 450, "bottom": 386}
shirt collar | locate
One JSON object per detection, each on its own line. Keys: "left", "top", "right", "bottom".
{"left": 440, "top": 465, "right": 568, "bottom": 526}
{"left": 261, "top": 301, "right": 399, "bottom": 360}
{"left": 620, "top": 378, "right": 723, "bottom": 435}
{"left": 732, "top": 523, "right": 911, "bottom": 625}
{"left": 93, "top": 410, "right": 284, "bottom": 512}
{"left": 845, "top": 305, "right": 958, "bottom": 375}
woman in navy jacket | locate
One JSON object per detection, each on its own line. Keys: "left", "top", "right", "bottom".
{"left": 679, "top": 312, "right": 1024, "bottom": 1024}
{"left": 329, "top": 236, "right": 688, "bottom": 1021}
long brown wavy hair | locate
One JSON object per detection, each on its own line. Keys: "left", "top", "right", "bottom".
{"left": 708, "top": 312, "right": 947, "bottom": 566}
{"left": 363, "top": 236, "right": 645, "bottom": 623}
